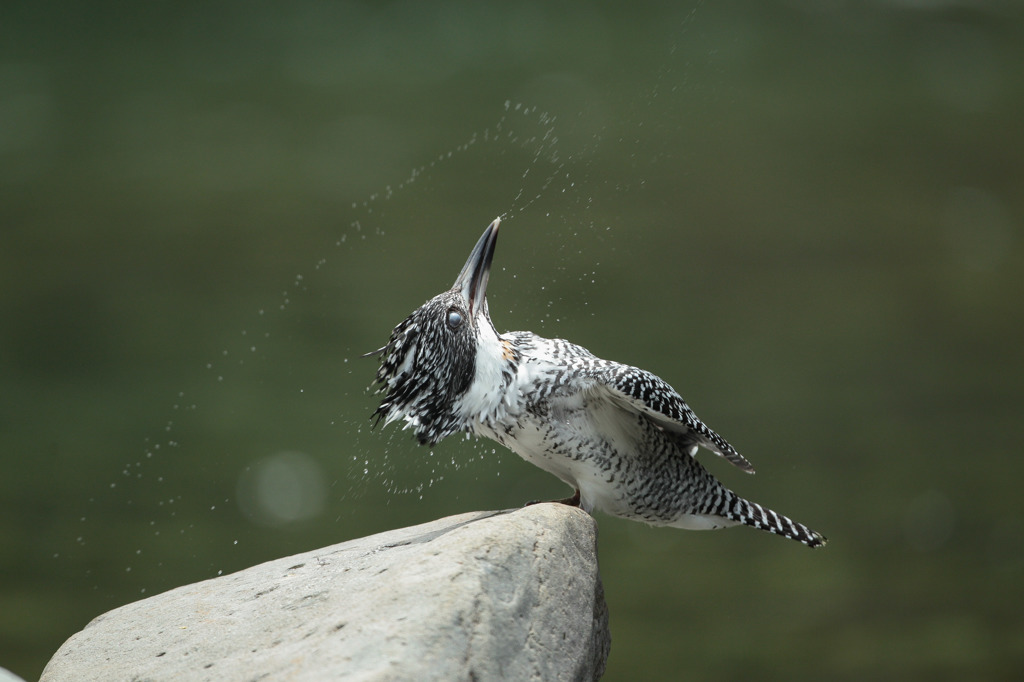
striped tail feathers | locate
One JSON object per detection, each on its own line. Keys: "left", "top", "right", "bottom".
{"left": 726, "top": 494, "right": 828, "bottom": 549}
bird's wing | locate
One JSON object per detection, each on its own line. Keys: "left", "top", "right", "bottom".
{"left": 591, "top": 364, "right": 756, "bottom": 474}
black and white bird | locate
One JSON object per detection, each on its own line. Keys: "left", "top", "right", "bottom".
{"left": 367, "top": 218, "right": 826, "bottom": 548}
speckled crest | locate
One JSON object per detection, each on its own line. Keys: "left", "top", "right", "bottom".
{"left": 370, "top": 289, "right": 478, "bottom": 445}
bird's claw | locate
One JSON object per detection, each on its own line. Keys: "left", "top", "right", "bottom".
{"left": 524, "top": 488, "right": 581, "bottom": 508}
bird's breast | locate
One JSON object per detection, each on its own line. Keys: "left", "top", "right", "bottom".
{"left": 469, "top": 383, "right": 645, "bottom": 513}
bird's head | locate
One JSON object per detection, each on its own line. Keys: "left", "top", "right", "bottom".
{"left": 367, "top": 217, "right": 502, "bottom": 445}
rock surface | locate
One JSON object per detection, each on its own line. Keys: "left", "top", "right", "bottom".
{"left": 41, "top": 504, "right": 609, "bottom": 681}
{"left": 0, "top": 666, "right": 27, "bottom": 682}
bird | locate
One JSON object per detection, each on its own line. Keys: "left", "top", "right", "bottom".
{"left": 366, "top": 217, "right": 826, "bottom": 548}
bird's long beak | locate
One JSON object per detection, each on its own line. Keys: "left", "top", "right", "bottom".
{"left": 453, "top": 217, "right": 500, "bottom": 317}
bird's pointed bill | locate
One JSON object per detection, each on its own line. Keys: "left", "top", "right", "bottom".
{"left": 453, "top": 217, "right": 500, "bottom": 317}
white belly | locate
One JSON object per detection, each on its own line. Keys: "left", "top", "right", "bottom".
{"left": 472, "top": 399, "right": 635, "bottom": 517}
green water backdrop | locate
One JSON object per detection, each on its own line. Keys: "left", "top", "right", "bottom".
{"left": 2, "top": 1, "right": 1022, "bottom": 679}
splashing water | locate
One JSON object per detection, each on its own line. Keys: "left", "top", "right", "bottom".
{"left": 54, "top": 2, "right": 719, "bottom": 606}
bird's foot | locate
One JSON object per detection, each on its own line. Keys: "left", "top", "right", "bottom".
{"left": 524, "top": 488, "right": 581, "bottom": 508}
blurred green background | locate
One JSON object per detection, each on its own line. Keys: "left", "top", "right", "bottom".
{"left": 2, "top": 1, "right": 1022, "bottom": 679}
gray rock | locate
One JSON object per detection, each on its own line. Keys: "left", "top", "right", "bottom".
{"left": 0, "top": 666, "right": 28, "bottom": 682}
{"left": 42, "top": 504, "right": 609, "bottom": 681}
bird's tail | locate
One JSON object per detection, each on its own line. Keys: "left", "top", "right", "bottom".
{"left": 721, "top": 493, "right": 828, "bottom": 548}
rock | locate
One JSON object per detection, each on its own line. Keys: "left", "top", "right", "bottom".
{"left": 41, "top": 504, "right": 609, "bottom": 681}
{"left": 0, "top": 666, "right": 28, "bottom": 682}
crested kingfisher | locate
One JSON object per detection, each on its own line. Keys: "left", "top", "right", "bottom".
{"left": 367, "top": 218, "right": 826, "bottom": 548}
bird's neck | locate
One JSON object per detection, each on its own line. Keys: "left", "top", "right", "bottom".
{"left": 454, "top": 329, "right": 520, "bottom": 423}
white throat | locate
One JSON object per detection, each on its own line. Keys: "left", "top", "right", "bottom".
{"left": 454, "top": 322, "right": 509, "bottom": 423}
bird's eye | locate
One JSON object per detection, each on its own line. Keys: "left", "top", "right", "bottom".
{"left": 447, "top": 309, "right": 463, "bottom": 329}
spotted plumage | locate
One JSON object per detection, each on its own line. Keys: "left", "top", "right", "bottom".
{"left": 368, "top": 218, "right": 826, "bottom": 548}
